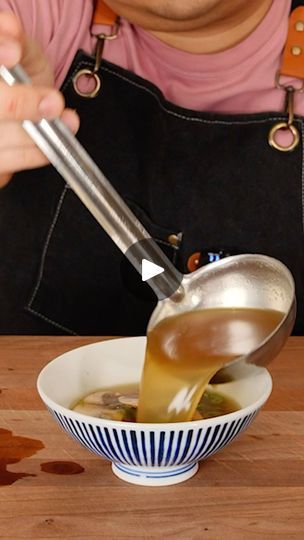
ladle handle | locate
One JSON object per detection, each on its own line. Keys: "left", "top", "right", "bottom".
{"left": 0, "top": 64, "right": 183, "bottom": 300}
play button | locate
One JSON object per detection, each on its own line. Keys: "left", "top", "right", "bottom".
{"left": 141, "top": 259, "right": 164, "bottom": 282}
{"left": 121, "top": 238, "right": 183, "bottom": 301}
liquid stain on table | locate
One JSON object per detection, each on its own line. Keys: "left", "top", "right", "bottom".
{"left": 40, "top": 461, "right": 85, "bottom": 475}
{"left": 0, "top": 428, "right": 44, "bottom": 486}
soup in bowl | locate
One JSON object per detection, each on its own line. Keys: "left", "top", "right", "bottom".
{"left": 37, "top": 337, "right": 272, "bottom": 486}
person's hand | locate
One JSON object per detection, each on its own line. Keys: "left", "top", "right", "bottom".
{"left": 0, "top": 11, "right": 79, "bottom": 187}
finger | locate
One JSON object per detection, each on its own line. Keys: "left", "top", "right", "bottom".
{"left": 0, "top": 123, "right": 48, "bottom": 173}
{"left": 0, "top": 39, "right": 22, "bottom": 66}
{"left": 0, "top": 145, "right": 50, "bottom": 179}
{"left": 0, "top": 110, "right": 80, "bottom": 152}
{"left": 0, "top": 83, "right": 65, "bottom": 121}
{"left": 0, "top": 12, "right": 23, "bottom": 66}
{"left": 61, "top": 108, "right": 80, "bottom": 133}
{"left": 0, "top": 173, "right": 12, "bottom": 188}
{"left": 0, "top": 12, "right": 22, "bottom": 40}
{"left": 0, "top": 110, "right": 80, "bottom": 180}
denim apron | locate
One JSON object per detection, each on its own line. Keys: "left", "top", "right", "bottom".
{"left": 0, "top": 0, "right": 303, "bottom": 335}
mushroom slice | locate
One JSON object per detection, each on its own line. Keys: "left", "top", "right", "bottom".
{"left": 83, "top": 391, "right": 121, "bottom": 406}
{"left": 73, "top": 402, "right": 105, "bottom": 418}
{"left": 73, "top": 402, "right": 125, "bottom": 421}
{"left": 118, "top": 394, "right": 139, "bottom": 408}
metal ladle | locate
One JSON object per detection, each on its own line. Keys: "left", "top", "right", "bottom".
{"left": 0, "top": 65, "right": 296, "bottom": 377}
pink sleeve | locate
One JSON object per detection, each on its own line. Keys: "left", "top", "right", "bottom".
{"left": 0, "top": 0, "right": 94, "bottom": 87}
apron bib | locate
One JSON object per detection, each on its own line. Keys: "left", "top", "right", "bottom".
{"left": 0, "top": 1, "right": 303, "bottom": 335}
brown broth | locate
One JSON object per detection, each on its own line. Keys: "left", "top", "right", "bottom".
{"left": 71, "top": 384, "right": 239, "bottom": 421}
{"left": 137, "top": 307, "right": 284, "bottom": 423}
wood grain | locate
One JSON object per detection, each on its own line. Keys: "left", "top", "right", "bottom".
{"left": 0, "top": 336, "right": 303, "bottom": 539}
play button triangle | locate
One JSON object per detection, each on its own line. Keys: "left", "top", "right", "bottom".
{"left": 141, "top": 259, "right": 165, "bottom": 282}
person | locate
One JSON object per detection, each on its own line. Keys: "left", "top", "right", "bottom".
{"left": 0, "top": 0, "right": 302, "bottom": 336}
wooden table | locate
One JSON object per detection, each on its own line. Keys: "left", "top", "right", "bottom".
{"left": 0, "top": 336, "right": 303, "bottom": 539}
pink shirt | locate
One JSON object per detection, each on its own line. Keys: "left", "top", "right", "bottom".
{"left": 0, "top": 0, "right": 302, "bottom": 115}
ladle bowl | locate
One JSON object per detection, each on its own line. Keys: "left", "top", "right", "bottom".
{"left": 148, "top": 253, "right": 296, "bottom": 379}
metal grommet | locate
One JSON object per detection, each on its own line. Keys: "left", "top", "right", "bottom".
{"left": 168, "top": 234, "right": 180, "bottom": 247}
{"left": 72, "top": 68, "right": 101, "bottom": 99}
{"left": 268, "top": 122, "right": 300, "bottom": 152}
{"left": 291, "top": 45, "right": 302, "bottom": 56}
{"left": 295, "top": 21, "right": 304, "bottom": 32}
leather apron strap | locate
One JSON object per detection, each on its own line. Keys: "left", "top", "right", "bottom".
{"left": 280, "top": 6, "right": 304, "bottom": 79}
{"left": 93, "top": 0, "right": 117, "bottom": 25}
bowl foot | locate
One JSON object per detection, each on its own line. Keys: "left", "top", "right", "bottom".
{"left": 111, "top": 462, "right": 199, "bottom": 486}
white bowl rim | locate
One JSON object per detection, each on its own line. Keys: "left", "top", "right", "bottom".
{"left": 37, "top": 338, "right": 273, "bottom": 431}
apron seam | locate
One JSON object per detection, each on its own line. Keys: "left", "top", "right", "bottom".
{"left": 25, "top": 184, "right": 77, "bottom": 335}
{"left": 26, "top": 306, "right": 77, "bottom": 335}
{"left": 67, "top": 59, "right": 302, "bottom": 126}
{"left": 102, "top": 65, "right": 296, "bottom": 125}
{"left": 62, "top": 70, "right": 77, "bottom": 93}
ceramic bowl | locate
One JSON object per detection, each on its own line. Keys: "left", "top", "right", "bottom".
{"left": 37, "top": 337, "right": 272, "bottom": 486}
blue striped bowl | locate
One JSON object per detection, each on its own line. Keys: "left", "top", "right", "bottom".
{"left": 37, "top": 337, "right": 272, "bottom": 486}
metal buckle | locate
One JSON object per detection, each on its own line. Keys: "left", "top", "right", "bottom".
{"left": 275, "top": 70, "right": 304, "bottom": 92}
{"left": 268, "top": 71, "right": 302, "bottom": 152}
{"left": 73, "top": 19, "right": 120, "bottom": 99}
